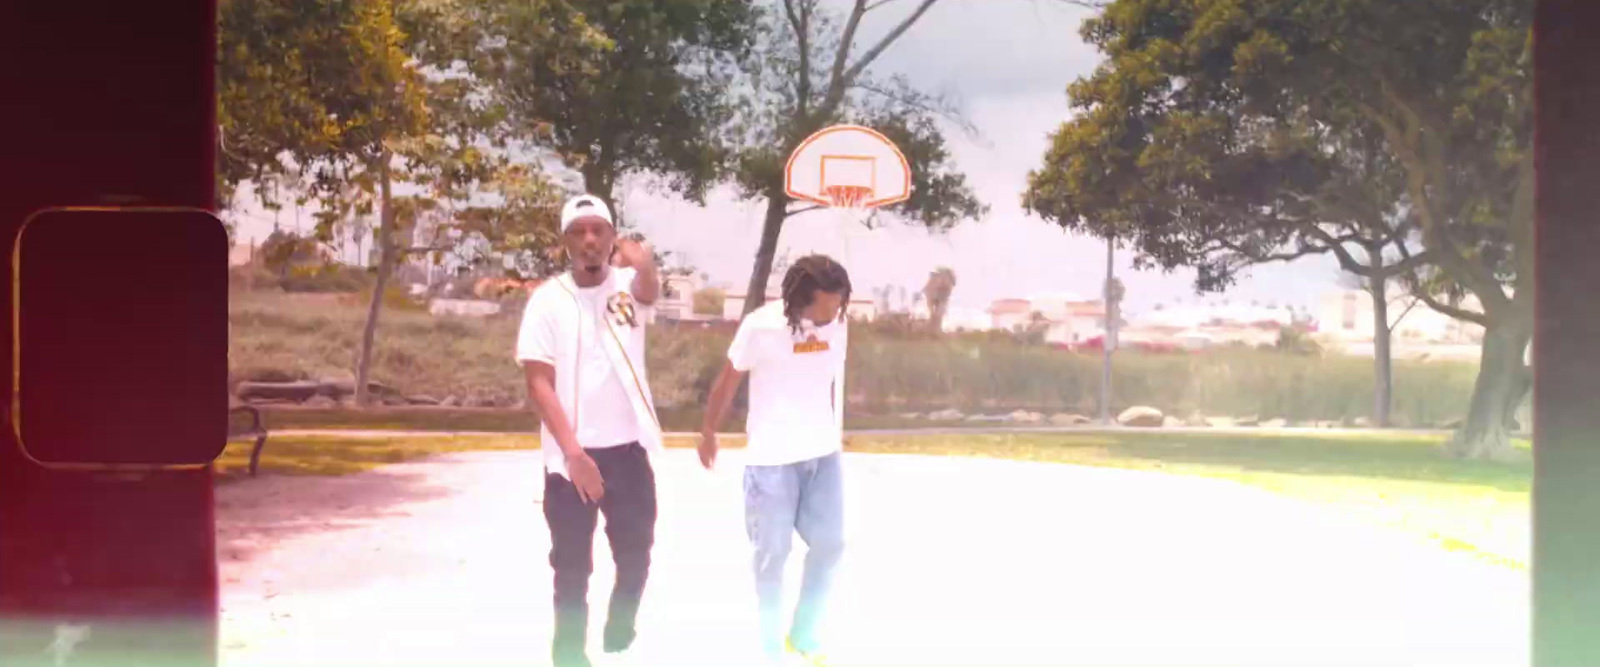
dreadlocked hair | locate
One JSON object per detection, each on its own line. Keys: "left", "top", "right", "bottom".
{"left": 781, "top": 254, "right": 852, "bottom": 335}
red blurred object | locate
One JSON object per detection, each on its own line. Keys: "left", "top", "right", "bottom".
{"left": 1, "top": 2, "right": 223, "bottom": 666}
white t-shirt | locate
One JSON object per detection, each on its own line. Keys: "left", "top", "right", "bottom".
{"left": 516, "top": 267, "right": 659, "bottom": 477}
{"left": 727, "top": 300, "right": 848, "bottom": 467}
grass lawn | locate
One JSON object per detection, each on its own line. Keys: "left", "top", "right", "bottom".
{"left": 215, "top": 433, "right": 531, "bottom": 479}
{"left": 221, "top": 429, "right": 1530, "bottom": 570}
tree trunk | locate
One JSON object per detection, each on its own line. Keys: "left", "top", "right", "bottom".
{"left": 741, "top": 192, "right": 788, "bottom": 316}
{"left": 1369, "top": 274, "right": 1393, "bottom": 427}
{"left": 354, "top": 154, "right": 394, "bottom": 409}
{"left": 580, "top": 164, "right": 619, "bottom": 227}
{"left": 1446, "top": 321, "right": 1530, "bottom": 460}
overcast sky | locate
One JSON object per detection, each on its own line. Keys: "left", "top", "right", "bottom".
{"left": 229, "top": 0, "right": 1343, "bottom": 315}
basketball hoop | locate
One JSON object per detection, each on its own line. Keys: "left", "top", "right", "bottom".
{"left": 785, "top": 125, "right": 912, "bottom": 269}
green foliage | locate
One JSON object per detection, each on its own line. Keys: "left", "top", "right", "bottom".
{"left": 1021, "top": 0, "right": 1532, "bottom": 455}
{"left": 1274, "top": 326, "right": 1323, "bottom": 356}
{"left": 456, "top": 0, "right": 757, "bottom": 207}
{"left": 257, "top": 230, "right": 328, "bottom": 277}
{"left": 219, "top": 0, "right": 571, "bottom": 270}
{"left": 1025, "top": 0, "right": 1529, "bottom": 304}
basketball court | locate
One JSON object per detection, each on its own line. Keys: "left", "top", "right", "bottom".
{"left": 216, "top": 449, "right": 1528, "bottom": 667}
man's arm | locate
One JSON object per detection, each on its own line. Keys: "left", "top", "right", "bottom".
{"left": 524, "top": 361, "right": 585, "bottom": 459}
{"left": 701, "top": 360, "right": 746, "bottom": 436}
{"left": 630, "top": 260, "right": 660, "bottom": 305}
{"left": 617, "top": 237, "right": 660, "bottom": 305}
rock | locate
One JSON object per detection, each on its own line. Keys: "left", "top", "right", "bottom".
{"left": 1009, "top": 410, "right": 1044, "bottom": 424}
{"left": 1352, "top": 417, "right": 1373, "bottom": 428}
{"left": 463, "top": 395, "right": 498, "bottom": 408}
{"left": 1184, "top": 412, "right": 1209, "bottom": 427}
{"left": 235, "top": 369, "right": 301, "bottom": 384}
{"left": 1236, "top": 416, "right": 1260, "bottom": 427}
{"left": 1206, "top": 417, "right": 1237, "bottom": 428}
{"left": 406, "top": 395, "right": 440, "bottom": 406}
{"left": 304, "top": 395, "right": 338, "bottom": 409}
{"left": 1261, "top": 418, "right": 1288, "bottom": 429}
{"left": 1162, "top": 416, "right": 1184, "bottom": 428}
{"left": 1117, "top": 406, "right": 1165, "bottom": 428}
{"left": 236, "top": 381, "right": 322, "bottom": 402}
{"left": 440, "top": 395, "right": 461, "bottom": 408}
{"left": 316, "top": 379, "right": 399, "bottom": 399}
{"left": 382, "top": 395, "right": 410, "bottom": 407}
{"left": 927, "top": 409, "right": 965, "bottom": 421}
{"left": 1049, "top": 413, "right": 1091, "bottom": 426}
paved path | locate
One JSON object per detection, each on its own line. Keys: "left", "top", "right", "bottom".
{"left": 217, "top": 450, "right": 1527, "bottom": 667}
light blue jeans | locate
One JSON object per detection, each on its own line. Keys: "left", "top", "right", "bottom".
{"left": 743, "top": 451, "right": 845, "bottom": 655}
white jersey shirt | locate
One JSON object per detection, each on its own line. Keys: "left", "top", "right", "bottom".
{"left": 727, "top": 300, "right": 848, "bottom": 467}
{"left": 515, "top": 267, "right": 661, "bottom": 478}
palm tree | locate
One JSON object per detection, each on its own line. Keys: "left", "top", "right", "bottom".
{"left": 922, "top": 267, "right": 957, "bottom": 333}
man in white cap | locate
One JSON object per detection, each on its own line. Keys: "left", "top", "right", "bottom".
{"left": 517, "top": 194, "right": 662, "bottom": 667}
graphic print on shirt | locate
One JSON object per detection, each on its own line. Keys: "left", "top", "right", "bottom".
{"left": 607, "top": 290, "right": 639, "bottom": 328}
{"left": 792, "top": 323, "right": 831, "bottom": 354}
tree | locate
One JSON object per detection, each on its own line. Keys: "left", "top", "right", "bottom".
{"left": 1332, "top": 248, "right": 1430, "bottom": 426}
{"left": 459, "top": 0, "right": 757, "bottom": 220}
{"left": 1023, "top": 0, "right": 1530, "bottom": 458}
{"left": 730, "top": 0, "right": 985, "bottom": 314}
{"left": 219, "top": 0, "right": 577, "bottom": 407}
{"left": 257, "top": 229, "right": 327, "bottom": 279}
{"left": 921, "top": 266, "right": 956, "bottom": 333}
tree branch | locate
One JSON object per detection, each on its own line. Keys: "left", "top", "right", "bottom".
{"left": 782, "top": 0, "right": 812, "bottom": 117}
{"left": 1508, "top": 145, "right": 1535, "bottom": 318}
{"left": 1208, "top": 238, "right": 1328, "bottom": 265}
{"left": 1387, "top": 296, "right": 1421, "bottom": 334}
{"left": 1298, "top": 224, "right": 1434, "bottom": 279}
{"left": 823, "top": 0, "right": 869, "bottom": 111}
{"left": 1409, "top": 283, "right": 1489, "bottom": 326}
{"left": 1392, "top": 243, "right": 1491, "bottom": 326}
{"left": 850, "top": 78, "right": 975, "bottom": 134}
{"left": 821, "top": 0, "right": 941, "bottom": 114}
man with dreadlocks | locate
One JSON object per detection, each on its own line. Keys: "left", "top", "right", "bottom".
{"left": 700, "top": 254, "right": 852, "bottom": 666}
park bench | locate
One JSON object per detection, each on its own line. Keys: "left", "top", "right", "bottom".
{"left": 226, "top": 404, "right": 270, "bottom": 477}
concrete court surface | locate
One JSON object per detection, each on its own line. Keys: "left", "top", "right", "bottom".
{"left": 216, "top": 449, "right": 1528, "bottom": 667}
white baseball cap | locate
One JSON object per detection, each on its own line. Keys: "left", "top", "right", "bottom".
{"left": 560, "top": 194, "right": 614, "bottom": 232}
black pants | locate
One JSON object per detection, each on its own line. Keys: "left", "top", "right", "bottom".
{"left": 544, "top": 443, "right": 657, "bottom": 667}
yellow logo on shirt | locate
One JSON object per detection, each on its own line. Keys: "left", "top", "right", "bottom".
{"left": 607, "top": 292, "right": 638, "bottom": 328}
{"left": 793, "top": 333, "right": 830, "bottom": 354}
